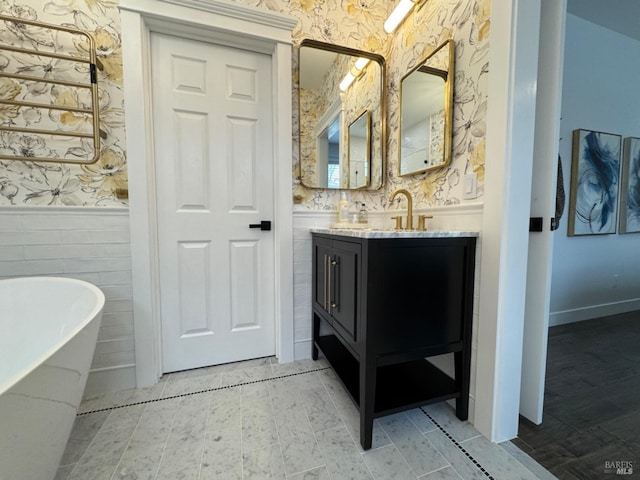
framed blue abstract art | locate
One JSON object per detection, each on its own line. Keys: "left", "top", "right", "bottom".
{"left": 620, "top": 137, "right": 640, "bottom": 233}
{"left": 568, "top": 129, "right": 621, "bottom": 236}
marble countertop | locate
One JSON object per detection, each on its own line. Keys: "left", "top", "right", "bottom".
{"left": 310, "top": 227, "right": 479, "bottom": 239}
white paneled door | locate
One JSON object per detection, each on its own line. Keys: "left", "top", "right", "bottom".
{"left": 151, "top": 33, "right": 275, "bottom": 373}
{"left": 520, "top": 0, "right": 566, "bottom": 424}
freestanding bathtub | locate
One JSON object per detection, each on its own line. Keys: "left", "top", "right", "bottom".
{"left": 0, "top": 277, "right": 105, "bottom": 480}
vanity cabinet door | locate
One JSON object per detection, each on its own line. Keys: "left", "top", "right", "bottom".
{"left": 330, "top": 240, "right": 360, "bottom": 342}
{"left": 313, "top": 237, "right": 333, "bottom": 313}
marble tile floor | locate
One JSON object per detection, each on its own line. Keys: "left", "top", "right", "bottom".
{"left": 57, "top": 356, "right": 554, "bottom": 480}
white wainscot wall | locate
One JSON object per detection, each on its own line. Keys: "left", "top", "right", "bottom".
{"left": 1, "top": 203, "right": 485, "bottom": 406}
{"left": 292, "top": 203, "right": 484, "bottom": 422}
{"left": 0, "top": 207, "right": 135, "bottom": 397}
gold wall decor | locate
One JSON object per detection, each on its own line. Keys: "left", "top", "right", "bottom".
{"left": 0, "top": 14, "right": 105, "bottom": 164}
{"left": 0, "top": 0, "right": 127, "bottom": 207}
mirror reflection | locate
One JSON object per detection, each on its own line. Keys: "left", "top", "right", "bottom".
{"left": 299, "top": 40, "right": 384, "bottom": 190}
{"left": 348, "top": 111, "right": 370, "bottom": 188}
{"left": 399, "top": 40, "right": 454, "bottom": 176}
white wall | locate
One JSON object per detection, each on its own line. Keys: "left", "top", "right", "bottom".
{"left": 0, "top": 207, "right": 135, "bottom": 396}
{"left": 550, "top": 14, "right": 640, "bottom": 325}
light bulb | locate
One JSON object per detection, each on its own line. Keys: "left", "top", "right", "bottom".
{"left": 384, "top": 0, "right": 415, "bottom": 34}
{"left": 354, "top": 57, "right": 370, "bottom": 71}
{"left": 339, "top": 71, "right": 356, "bottom": 92}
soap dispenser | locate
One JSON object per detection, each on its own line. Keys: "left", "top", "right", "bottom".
{"left": 358, "top": 203, "right": 368, "bottom": 224}
{"left": 338, "top": 191, "right": 350, "bottom": 223}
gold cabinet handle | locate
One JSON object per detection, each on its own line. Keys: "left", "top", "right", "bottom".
{"left": 330, "top": 258, "right": 338, "bottom": 311}
{"left": 323, "top": 254, "right": 328, "bottom": 310}
{"left": 327, "top": 256, "right": 332, "bottom": 313}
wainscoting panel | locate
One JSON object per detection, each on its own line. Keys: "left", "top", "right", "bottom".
{"left": 0, "top": 206, "right": 135, "bottom": 397}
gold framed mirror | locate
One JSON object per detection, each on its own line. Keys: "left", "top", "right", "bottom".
{"left": 399, "top": 39, "right": 454, "bottom": 176}
{"left": 299, "top": 39, "right": 385, "bottom": 190}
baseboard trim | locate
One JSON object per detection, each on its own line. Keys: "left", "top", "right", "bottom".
{"left": 84, "top": 365, "right": 136, "bottom": 398}
{"left": 549, "top": 299, "right": 640, "bottom": 326}
{"left": 294, "top": 339, "right": 312, "bottom": 360}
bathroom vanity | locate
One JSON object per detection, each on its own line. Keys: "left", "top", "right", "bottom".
{"left": 311, "top": 229, "right": 477, "bottom": 449}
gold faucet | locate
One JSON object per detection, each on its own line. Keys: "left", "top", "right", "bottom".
{"left": 390, "top": 188, "right": 413, "bottom": 230}
{"left": 417, "top": 214, "right": 433, "bottom": 231}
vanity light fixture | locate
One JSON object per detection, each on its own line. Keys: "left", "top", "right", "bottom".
{"left": 339, "top": 70, "right": 357, "bottom": 92}
{"left": 339, "top": 57, "right": 371, "bottom": 92}
{"left": 354, "top": 57, "right": 370, "bottom": 71}
{"left": 384, "top": 0, "right": 423, "bottom": 34}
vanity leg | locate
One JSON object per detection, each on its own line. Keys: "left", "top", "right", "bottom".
{"left": 454, "top": 350, "right": 470, "bottom": 420}
{"left": 359, "top": 358, "right": 376, "bottom": 450}
{"left": 312, "top": 313, "right": 320, "bottom": 361}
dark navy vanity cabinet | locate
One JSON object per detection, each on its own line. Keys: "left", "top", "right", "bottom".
{"left": 311, "top": 231, "right": 477, "bottom": 450}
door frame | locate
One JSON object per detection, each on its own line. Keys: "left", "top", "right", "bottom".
{"left": 120, "top": 0, "right": 297, "bottom": 387}
{"left": 477, "top": 0, "right": 568, "bottom": 441}
{"left": 474, "top": 0, "right": 543, "bottom": 441}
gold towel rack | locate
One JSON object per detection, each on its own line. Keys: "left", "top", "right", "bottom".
{"left": 0, "top": 14, "right": 106, "bottom": 164}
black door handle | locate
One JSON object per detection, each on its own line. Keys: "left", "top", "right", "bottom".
{"left": 249, "top": 220, "right": 272, "bottom": 231}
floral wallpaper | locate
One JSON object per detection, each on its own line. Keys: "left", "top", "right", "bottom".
{"left": 282, "top": 0, "right": 490, "bottom": 211}
{"left": 299, "top": 86, "right": 325, "bottom": 188}
{"left": 0, "top": 0, "right": 126, "bottom": 206}
{"left": 381, "top": 0, "right": 489, "bottom": 210}
{"left": 430, "top": 109, "right": 445, "bottom": 166}
{"left": 0, "top": 0, "right": 489, "bottom": 211}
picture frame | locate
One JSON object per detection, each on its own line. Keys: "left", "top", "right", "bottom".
{"left": 619, "top": 137, "right": 640, "bottom": 233}
{"left": 568, "top": 129, "right": 621, "bottom": 236}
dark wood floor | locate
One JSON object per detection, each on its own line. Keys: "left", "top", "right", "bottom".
{"left": 514, "top": 311, "right": 640, "bottom": 479}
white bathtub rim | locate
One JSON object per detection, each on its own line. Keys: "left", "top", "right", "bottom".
{"left": 0, "top": 276, "right": 105, "bottom": 397}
